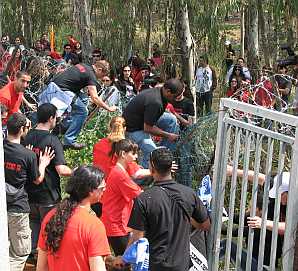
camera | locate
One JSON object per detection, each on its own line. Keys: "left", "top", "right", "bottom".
{"left": 277, "top": 45, "right": 298, "bottom": 66}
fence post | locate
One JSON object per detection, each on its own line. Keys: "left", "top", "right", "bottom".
{"left": 208, "top": 100, "right": 227, "bottom": 271}
{"left": 283, "top": 126, "right": 298, "bottom": 270}
{"left": 0, "top": 120, "right": 10, "bottom": 270}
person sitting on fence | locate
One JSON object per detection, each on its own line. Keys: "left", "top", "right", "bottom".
{"left": 39, "top": 61, "right": 116, "bottom": 150}
{"left": 222, "top": 166, "right": 289, "bottom": 270}
{"left": 123, "top": 78, "right": 182, "bottom": 168}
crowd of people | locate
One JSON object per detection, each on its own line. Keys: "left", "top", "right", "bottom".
{"left": 0, "top": 33, "right": 294, "bottom": 271}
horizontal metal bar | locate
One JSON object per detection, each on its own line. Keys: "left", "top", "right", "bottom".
{"left": 220, "top": 98, "right": 298, "bottom": 126}
{"left": 224, "top": 117, "right": 294, "bottom": 144}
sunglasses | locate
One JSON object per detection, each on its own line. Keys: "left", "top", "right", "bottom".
{"left": 102, "top": 79, "right": 111, "bottom": 82}
{"left": 92, "top": 54, "right": 101, "bottom": 57}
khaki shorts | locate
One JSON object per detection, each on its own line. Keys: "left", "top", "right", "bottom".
{"left": 8, "top": 212, "right": 31, "bottom": 271}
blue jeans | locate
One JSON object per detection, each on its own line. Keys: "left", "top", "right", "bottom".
{"left": 127, "top": 112, "right": 179, "bottom": 168}
{"left": 64, "top": 95, "right": 88, "bottom": 145}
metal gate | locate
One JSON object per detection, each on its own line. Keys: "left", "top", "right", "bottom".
{"left": 208, "top": 98, "right": 298, "bottom": 270}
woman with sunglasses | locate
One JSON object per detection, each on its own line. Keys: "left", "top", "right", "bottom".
{"left": 101, "top": 139, "right": 142, "bottom": 263}
{"left": 228, "top": 64, "right": 246, "bottom": 86}
{"left": 115, "top": 65, "right": 136, "bottom": 99}
{"left": 227, "top": 76, "right": 240, "bottom": 98}
{"left": 100, "top": 75, "right": 121, "bottom": 107}
{"left": 36, "top": 166, "right": 111, "bottom": 271}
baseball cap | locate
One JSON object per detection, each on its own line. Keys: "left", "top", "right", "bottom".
{"left": 269, "top": 172, "right": 290, "bottom": 198}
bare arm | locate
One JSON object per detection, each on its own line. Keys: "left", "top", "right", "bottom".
{"left": 88, "top": 86, "right": 116, "bottom": 112}
{"left": 226, "top": 165, "right": 266, "bottom": 185}
{"left": 144, "top": 123, "right": 178, "bottom": 141}
{"left": 247, "top": 216, "right": 286, "bottom": 235}
{"left": 89, "top": 256, "right": 107, "bottom": 271}
{"left": 22, "top": 96, "right": 37, "bottom": 111}
{"left": 55, "top": 165, "right": 72, "bottom": 176}
{"left": 36, "top": 249, "right": 49, "bottom": 271}
{"left": 191, "top": 217, "right": 211, "bottom": 231}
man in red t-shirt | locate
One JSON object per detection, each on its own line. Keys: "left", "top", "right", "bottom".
{"left": 0, "top": 71, "right": 31, "bottom": 124}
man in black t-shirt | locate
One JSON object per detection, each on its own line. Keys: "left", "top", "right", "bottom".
{"left": 4, "top": 113, "right": 53, "bottom": 271}
{"left": 40, "top": 60, "right": 116, "bottom": 150}
{"left": 123, "top": 78, "right": 183, "bottom": 168}
{"left": 23, "top": 103, "right": 72, "bottom": 256}
{"left": 168, "top": 86, "right": 195, "bottom": 129}
{"left": 117, "top": 148, "right": 210, "bottom": 271}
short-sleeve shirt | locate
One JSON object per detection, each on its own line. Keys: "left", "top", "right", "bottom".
{"left": 53, "top": 63, "right": 98, "bottom": 95}
{"left": 4, "top": 140, "right": 39, "bottom": 213}
{"left": 123, "top": 88, "right": 168, "bottom": 132}
{"left": 23, "top": 129, "right": 66, "bottom": 205}
{"left": 93, "top": 138, "right": 140, "bottom": 177}
{"left": 38, "top": 207, "right": 111, "bottom": 271}
{"left": 0, "top": 82, "right": 24, "bottom": 124}
{"left": 275, "top": 75, "right": 292, "bottom": 103}
{"left": 101, "top": 165, "right": 142, "bottom": 237}
{"left": 128, "top": 180, "right": 208, "bottom": 271}
{"left": 171, "top": 97, "right": 194, "bottom": 120}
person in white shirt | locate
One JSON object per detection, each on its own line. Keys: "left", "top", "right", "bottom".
{"left": 195, "top": 55, "right": 217, "bottom": 116}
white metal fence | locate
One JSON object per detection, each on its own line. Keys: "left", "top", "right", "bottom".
{"left": 208, "top": 98, "right": 298, "bottom": 271}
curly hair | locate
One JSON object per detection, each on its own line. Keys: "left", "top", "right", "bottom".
{"left": 44, "top": 165, "right": 104, "bottom": 253}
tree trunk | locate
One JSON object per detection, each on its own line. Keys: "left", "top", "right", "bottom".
{"left": 240, "top": 4, "right": 245, "bottom": 58}
{"left": 72, "top": 0, "right": 93, "bottom": 63}
{"left": 284, "top": 0, "right": 295, "bottom": 48}
{"left": 0, "top": 0, "right": 2, "bottom": 39}
{"left": 21, "top": 0, "right": 33, "bottom": 47}
{"left": 145, "top": 3, "right": 153, "bottom": 58}
{"left": 257, "top": 0, "right": 271, "bottom": 67}
{"left": 176, "top": 2, "right": 194, "bottom": 87}
{"left": 247, "top": 0, "right": 259, "bottom": 81}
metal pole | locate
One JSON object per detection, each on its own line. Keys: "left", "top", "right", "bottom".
{"left": 283, "top": 126, "right": 298, "bottom": 270}
{"left": 208, "top": 100, "right": 227, "bottom": 270}
{"left": 0, "top": 119, "right": 10, "bottom": 270}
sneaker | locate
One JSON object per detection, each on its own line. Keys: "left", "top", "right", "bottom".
{"left": 63, "top": 143, "right": 86, "bottom": 150}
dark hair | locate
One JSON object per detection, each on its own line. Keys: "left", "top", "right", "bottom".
{"left": 237, "top": 57, "right": 245, "bottom": 63}
{"left": 69, "top": 53, "right": 80, "bottom": 65}
{"left": 110, "top": 138, "right": 138, "bottom": 157}
{"left": 15, "top": 70, "right": 30, "bottom": 79}
{"left": 150, "top": 147, "right": 173, "bottom": 176}
{"left": 7, "top": 112, "right": 27, "bottom": 135}
{"left": 45, "top": 166, "right": 104, "bottom": 253}
{"left": 37, "top": 103, "right": 57, "bottom": 123}
{"left": 0, "top": 103, "right": 8, "bottom": 114}
{"left": 63, "top": 43, "right": 71, "bottom": 49}
{"left": 200, "top": 54, "right": 209, "bottom": 64}
{"left": 163, "top": 78, "right": 184, "bottom": 96}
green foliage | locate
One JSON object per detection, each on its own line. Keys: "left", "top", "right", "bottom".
{"left": 64, "top": 113, "right": 111, "bottom": 168}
